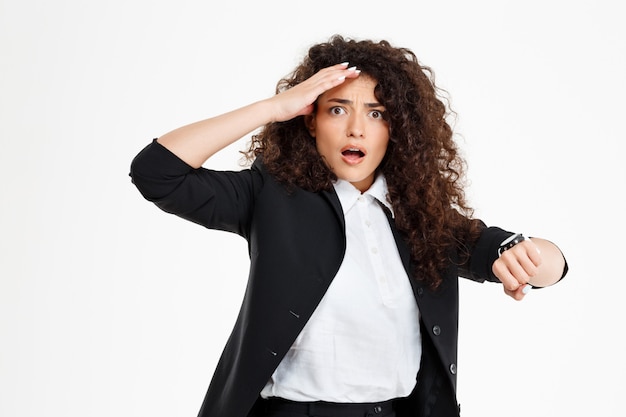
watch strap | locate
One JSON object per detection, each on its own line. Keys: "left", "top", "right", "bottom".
{"left": 498, "top": 233, "right": 526, "bottom": 256}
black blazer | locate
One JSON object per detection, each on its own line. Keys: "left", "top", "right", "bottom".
{"left": 131, "top": 140, "right": 514, "bottom": 417}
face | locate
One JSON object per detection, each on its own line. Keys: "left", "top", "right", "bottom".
{"left": 307, "top": 76, "right": 390, "bottom": 193}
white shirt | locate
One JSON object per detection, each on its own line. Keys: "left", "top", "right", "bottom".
{"left": 261, "top": 176, "right": 422, "bottom": 402}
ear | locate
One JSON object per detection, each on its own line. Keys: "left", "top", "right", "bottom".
{"left": 304, "top": 114, "right": 316, "bottom": 137}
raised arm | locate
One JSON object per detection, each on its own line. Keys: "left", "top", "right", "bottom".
{"left": 157, "top": 63, "right": 360, "bottom": 168}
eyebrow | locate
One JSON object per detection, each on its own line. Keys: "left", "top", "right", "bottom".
{"left": 326, "top": 98, "right": 384, "bottom": 108}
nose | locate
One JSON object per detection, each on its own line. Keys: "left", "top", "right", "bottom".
{"left": 347, "top": 113, "right": 365, "bottom": 138}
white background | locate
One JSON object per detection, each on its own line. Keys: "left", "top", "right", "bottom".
{"left": 1, "top": 0, "right": 624, "bottom": 416}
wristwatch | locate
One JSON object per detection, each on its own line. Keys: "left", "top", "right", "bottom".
{"left": 498, "top": 233, "right": 526, "bottom": 256}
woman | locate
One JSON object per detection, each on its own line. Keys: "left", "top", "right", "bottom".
{"left": 130, "top": 35, "right": 567, "bottom": 417}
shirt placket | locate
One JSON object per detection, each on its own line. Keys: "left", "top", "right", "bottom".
{"left": 356, "top": 195, "right": 394, "bottom": 305}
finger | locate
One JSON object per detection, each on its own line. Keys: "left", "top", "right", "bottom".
{"left": 506, "top": 241, "right": 542, "bottom": 280}
{"left": 501, "top": 250, "right": 531, "bottom": 283}
{"left": 312, "top": 63, "right": 361, "bottom": 86}
{"left": 504, "top": 252, "right": 537, "bottom": 286}
{"left": 515, "top": 250, "right": 539, "bottom": 279}
{"left": 492, "top": 258, "right": 521, "bottom": 291}
{"left": 343, "top": 65, "right": 361, "bottom": 80}
{"left": 308, "top": 63, "right": 351, "bottom": 83}
{"left": 503, "top": 285, "right": 528, "bottom": 301}
{"left": 523, "top": 239, "right": 543, "bottom": 267}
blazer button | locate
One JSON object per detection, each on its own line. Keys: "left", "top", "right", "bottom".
{"left": 449, "top": 363, "right": 457, "bottom": 375}
{"left": 417, "top": 287, "right": 424, "bottom": 297}
{"left": 432, "top": 325, "right": 441, "bottom": 336}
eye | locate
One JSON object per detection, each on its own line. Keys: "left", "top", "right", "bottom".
{"left": 329, "top": 106, "right": 346, "bottom": 116}
{"left": 369, "top": 109, "right": 386, "bottom": 120}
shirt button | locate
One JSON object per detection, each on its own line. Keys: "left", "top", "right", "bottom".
{"left": 432, "top": 325, "right": 441, "bottom": 336}
{"left": 371, "top": 247, "right": 378, "bottom": 254}
{"left": 449, "top": 363, "right": 457, "bottom": 375}
{"left": 364, "top": 220, "right": 372, "bottom": 227}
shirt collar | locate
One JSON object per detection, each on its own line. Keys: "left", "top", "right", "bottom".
{"left": 332, "top": 175, "right": 394, "bottom": 217}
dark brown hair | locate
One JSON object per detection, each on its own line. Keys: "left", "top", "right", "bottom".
{"left": 244, "top": 35, "right": 482, "bottom": 289}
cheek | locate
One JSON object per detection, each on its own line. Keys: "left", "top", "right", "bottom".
{"left": 374, "top": 137, "right": 390, "bottom": 160}
{"left": 314, "top": 134, "right": 335, "bottom": 157}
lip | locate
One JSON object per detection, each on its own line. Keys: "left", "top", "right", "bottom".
{"left": 340, "top": 144, "right": 367, "bottom": 165}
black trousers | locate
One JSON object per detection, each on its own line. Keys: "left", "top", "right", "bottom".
{"left": 259, "top": 397, "right": 396, "bottom": 417}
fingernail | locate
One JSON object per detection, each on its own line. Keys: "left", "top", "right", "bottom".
{"left": 337, "top": 75, "right": 346, "bottom": 81}
{"left": 522, "top": 285, "right": 532, "bottom": 294}
{"left": 340, "top": 62, "right": 349, "bottom": 66}
{"left": 347, "top": 66, "right": 357, "bottom": 71}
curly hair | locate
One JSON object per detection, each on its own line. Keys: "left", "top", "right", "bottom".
{"left": 244, "top": 35, "right": 482, "bottom": 289}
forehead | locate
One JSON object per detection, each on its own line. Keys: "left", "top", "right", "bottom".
{"left": 319, "top": 75, "right": 379, "bottom": 102}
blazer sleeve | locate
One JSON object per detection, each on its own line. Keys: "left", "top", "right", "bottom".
{"left": 461, "top": 225, "right": 517, "bottom": 283}
{"left": 129, "top": 139, "right": 262, "bottom": 239}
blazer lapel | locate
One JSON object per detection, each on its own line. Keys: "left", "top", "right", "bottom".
{"left": 321, "top": 188, "right": 346, "bottom": 232}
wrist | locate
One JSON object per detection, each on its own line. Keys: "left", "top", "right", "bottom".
{"left": 498, "top": 233, "right": 526, "bottom": 256}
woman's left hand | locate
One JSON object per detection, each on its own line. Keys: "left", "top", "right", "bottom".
{"left": 492, "top": 239, "right": 542, "bottom": 301}
{"left": 492, "top": 237, "right": 566, "bottom": 300}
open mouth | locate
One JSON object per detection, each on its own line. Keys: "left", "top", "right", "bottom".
{"left": 342, "top": 148, "right": 365, "bottom": 157}
{"left": 341, "top": 146, "right": 366, "bottom": 164}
